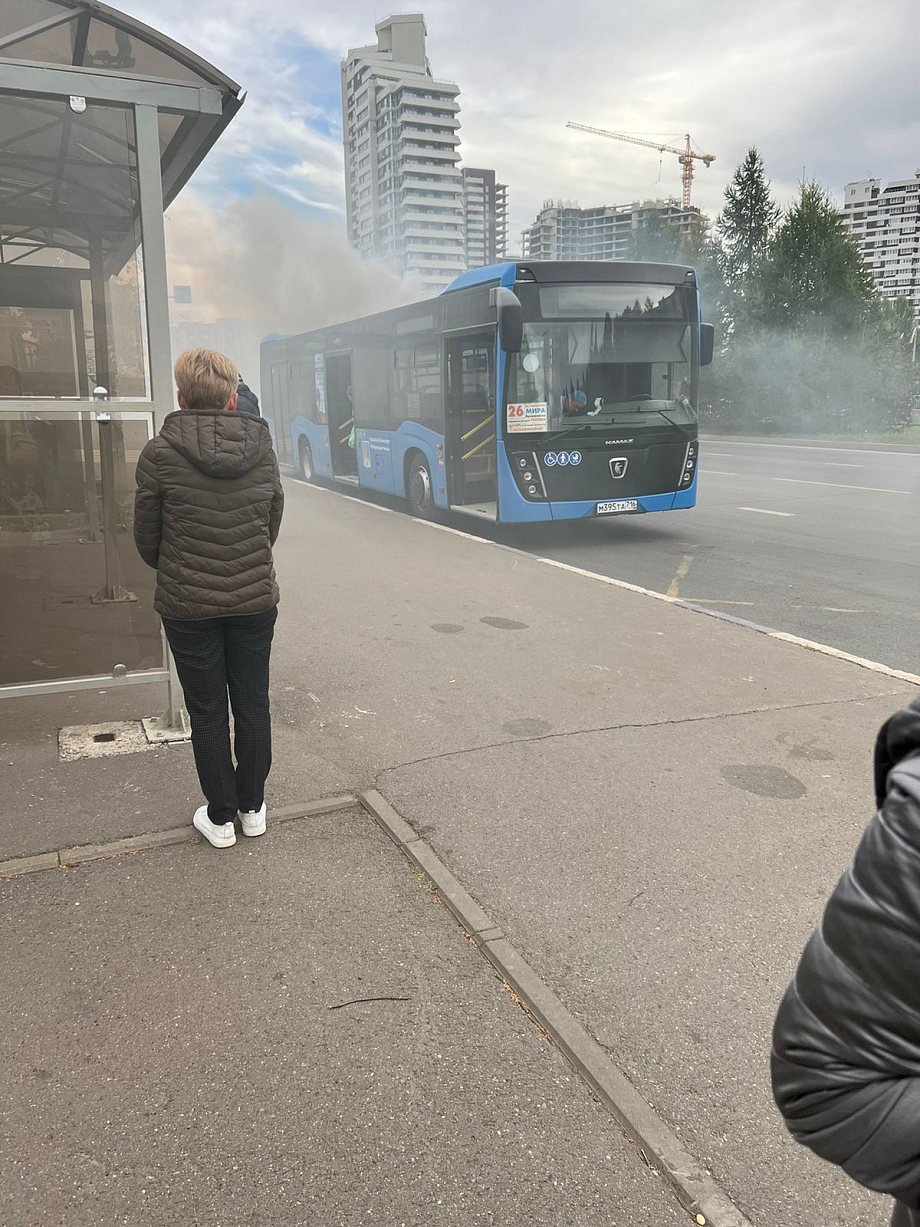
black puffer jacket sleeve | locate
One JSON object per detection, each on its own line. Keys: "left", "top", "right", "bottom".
{"left": 134, "top": 438, "right": 162, "bottom": 569}
{"left": 772, "top": 698, "right": 920, "bottom": 1218}
{"left": 269, "top": 451, "right": 283, "bottom": 546}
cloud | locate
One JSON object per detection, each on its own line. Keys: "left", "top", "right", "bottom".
{"left": 128, "top": 0, "right": 916, "bottom": 241}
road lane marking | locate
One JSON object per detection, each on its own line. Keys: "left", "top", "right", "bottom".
{"left": 666, "top": 553, "right": 694, "bottom": 598}
{"left": 682, "top": 599, "right": 757, "bottom": 606}
{"left": 825, "top": 463, "right": 863, "bottom": 468}
{"left": 738, "top": 506, "right": 795, "bottom": 516}
{"left": 706, "top": 440, "right": 920, "bottom": 458}
{"left": 773, "top": 477, "right": 910, "bottom": 495}
{"left": 704, "top": 452, "right": 734, "bottom": 457}
{"left": 701, "top": 469, "right": 738, "bottom": 476}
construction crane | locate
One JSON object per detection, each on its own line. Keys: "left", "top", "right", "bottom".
{"left": 566, "top": 122, "right": 715, "bottom": 210}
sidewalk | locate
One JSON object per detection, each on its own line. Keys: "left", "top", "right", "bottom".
{"left": 3, "top": 810, "right": 685, "bottom": 1227}
{"left": 3, "top": 477, "right": 914, "bottom": 1226}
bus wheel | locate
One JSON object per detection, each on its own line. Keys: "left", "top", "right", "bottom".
{"left": 407, "top": 454, "right": 435, "bottom": 519}
{"left": 299, "top": 442, "right": 315, "bottom": 482}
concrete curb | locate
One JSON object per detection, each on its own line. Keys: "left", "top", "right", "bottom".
{"left": 290, "top": 479, "right": 920, "bottom": 690}
{"left": 0, "top": 795, "right": 358, "bottom": 879}
{"left": 361, "top": 788, "right": 757, "bottom": 1227}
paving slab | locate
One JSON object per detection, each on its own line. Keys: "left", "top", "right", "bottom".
{"left": 380, "top": 701, "right": 904, "bottom": 1227}
{"left": 0, "top": 686, "right": 351, "bottom": 860}
{"left": 0, "top": 812, "right": 688, "bottom": 1227}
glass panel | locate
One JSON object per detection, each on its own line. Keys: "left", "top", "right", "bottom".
{"left": 510, "top": 320, "right": 697, "bottom": 433}
{"left": 0, "top": 411, "right": 163, "bottom": 686}
{"left": 0, "top": 16, "right": 79, "bottom": 66}
{"left": 0, "top": 1, "right": 62, "bottom": 42}
{"left": 0, "top": 98, "right": 150, "bottom": 399}
{"left": 538, "top": 284, "right": 691, "bottom": 320}
{"left": 0, "top": 304, "right": 81, "bottom": 397}
{"left": 158, "top": 111, "right": 184, "bottom": 158}
{"left": 83, "top": 19, "right": 213, "bottom": 85}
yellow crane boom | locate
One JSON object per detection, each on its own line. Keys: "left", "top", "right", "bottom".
{"left": 566, "top": 121, "right": 715, "bottom": 210}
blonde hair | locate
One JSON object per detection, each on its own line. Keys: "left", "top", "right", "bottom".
{"left": 174, "top": 348, "right": 238, "bottom": 411}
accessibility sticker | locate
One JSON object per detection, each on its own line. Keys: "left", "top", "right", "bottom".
{"left": 507, "top": 402, "right": 548, "bottom": 433}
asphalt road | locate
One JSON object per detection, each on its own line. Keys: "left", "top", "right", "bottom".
{"left": 497, "top": 439, "right": 920, "bottom": 676}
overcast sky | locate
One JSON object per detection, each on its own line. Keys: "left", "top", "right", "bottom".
{"left": 132, "top": 0, "right": 918, "bottom": 239}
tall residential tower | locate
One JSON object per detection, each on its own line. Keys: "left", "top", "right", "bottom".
{"left": 462, "top": 168, "right": 509, "bottom": 267}
{"left": 842, "top": 171, "right": 920, "bottom": 321}
{"left": 341, "top": 14, "right": 466, "bottom": 292}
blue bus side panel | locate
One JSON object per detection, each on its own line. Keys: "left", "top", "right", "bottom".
{"left": 355, "top": 423, "right": 448, "bottom": 508}
{"left": 292, "top": 416, "right": 333, "bottom": 478}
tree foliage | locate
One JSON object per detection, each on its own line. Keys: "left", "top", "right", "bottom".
{"left": 700, "top": 153, "right": 917, "bottom": 436}
{"left": 760, "top": 182, "right": 876, "bottom": 335}
{"left": 717, "top": 148, "right": 780, "bottom": 290}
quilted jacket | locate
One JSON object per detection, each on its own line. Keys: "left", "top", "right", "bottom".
{"left": 134, "top": 407, "right": 283, "bottom": 620}
{"left": 772, "top": 697, "right": 920, "bottom": 1227}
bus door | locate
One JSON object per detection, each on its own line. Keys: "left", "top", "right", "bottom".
{"left": 324, "top": 351, "right": 357, "bottom": 482}
{"left": 445, "top": 331, "right": 497, "bottom": 518}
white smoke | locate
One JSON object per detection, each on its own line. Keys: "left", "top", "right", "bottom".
{"left": 164, "top": 190, "right": 420, "bottom": 394}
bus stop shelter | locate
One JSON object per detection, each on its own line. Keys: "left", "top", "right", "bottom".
{"left": 0, "top": 0, "right": 241, "bottom": 725}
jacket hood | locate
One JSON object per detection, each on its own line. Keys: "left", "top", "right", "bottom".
{"left": 159, "top": 408, "right": 272, "bottom": 478}
{"left": 874, "top": 696, "right": 920, "bottom": 806}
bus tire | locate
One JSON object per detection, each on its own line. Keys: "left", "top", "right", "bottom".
{"left": 299, "top": 441, "right": 315, "bottom": 483}
{"left": 406, "top": 453, "right": 435, "bottom": 520}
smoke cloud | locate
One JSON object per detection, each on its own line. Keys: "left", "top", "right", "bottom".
{"left": 165, "top": 191, "right": 420, "bottom": 394}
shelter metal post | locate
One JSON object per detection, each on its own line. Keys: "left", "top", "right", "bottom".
{"left": 135, "top": 103, "right": 188, "bottom": 738}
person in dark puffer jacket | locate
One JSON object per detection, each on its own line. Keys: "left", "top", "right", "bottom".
{"left": 236, "top": 376, "right": 260, "bottom": 416}
{"left": 772, "top": 696, "right": 920, "bottom": 1227}
{"left": 134, "top": 348, "right": 284, "bottom": 850}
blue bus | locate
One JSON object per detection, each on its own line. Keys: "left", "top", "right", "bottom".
{"left": 261, "top": 260, "right": 713, "bottom": 523}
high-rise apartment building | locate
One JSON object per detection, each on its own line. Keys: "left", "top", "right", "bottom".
{"left": 341, "top": 14, "right": 466, "bottom": 292}
{"left": 842, "top": 171, "right": 920, "bottom": 320}
{"left": 522, "top": 199, "right": 703, "bottom": 262}
{"left": 462, "top": 168, "right": 509, "bottom": 267}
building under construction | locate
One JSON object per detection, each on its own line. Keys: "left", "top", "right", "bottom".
{"left": 522, "top": 199, "right": 704, "bottom": 263}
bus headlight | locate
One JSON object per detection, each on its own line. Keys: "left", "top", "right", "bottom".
{"left": 681, "top": 443, "right": 698, "bottom": 487}
{"left": 510, "top": 451, "right": 547, "bottom": 500}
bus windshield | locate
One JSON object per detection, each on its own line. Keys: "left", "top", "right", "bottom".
{"left": 508, "top": 283, "right": 697, "bottom": 432}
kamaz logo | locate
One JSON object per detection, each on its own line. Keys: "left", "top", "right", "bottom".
{"left": 605, "top": 438, "right": 634, "bottom": 445}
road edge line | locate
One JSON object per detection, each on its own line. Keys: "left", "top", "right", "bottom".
{"left": 360, "top": 787, "right": 757, "bottom": 1227}
{"left": 287, "top": 478, "right": 920, "bottom": 690}
{"left": 0, "top": 795, "right": 358, "bottom": 879}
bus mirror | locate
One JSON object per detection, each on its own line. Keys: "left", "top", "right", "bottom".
{"left": 700, "top": 323, "right": 715, "bottom": 367}
{"left": 491, "top": 287, "right": 523, "bottom": 353}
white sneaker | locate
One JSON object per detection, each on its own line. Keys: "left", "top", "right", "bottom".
{"left": 239, "top": 803, "right": 267, "bottom": 838}
{"left": 193, "top": 805, "right": 237, "bottom": 848}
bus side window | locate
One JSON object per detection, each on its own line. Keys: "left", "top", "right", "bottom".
{"left": 413, "top": 344, "right": 442, "bottom": 429}
{"left": 392, "top": 344, "right": 443, "bottom": 430}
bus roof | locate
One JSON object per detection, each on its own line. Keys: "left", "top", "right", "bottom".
{"left": 444, "top": 260, "right": 697, "bottom": 293}
{"left": 262, "top": 260, "right": 699, "bottom": 351}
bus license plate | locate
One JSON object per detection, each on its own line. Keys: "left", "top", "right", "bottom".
{"left": 596, "top": 500, "right": 638, "bottom": 516}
